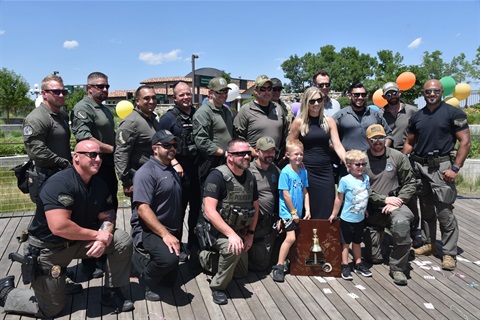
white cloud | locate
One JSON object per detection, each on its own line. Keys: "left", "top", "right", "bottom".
{"left": 63, "top": 40, "right": 79, "bottom": 49}
{"left": 139, "top": 49, "right": 182, "bottom": 65}
{"left": 0, "top": 30, "right": 5, "bottom": 36}
{"left": 407, "top": 37, "right": 422, "bottom": 49}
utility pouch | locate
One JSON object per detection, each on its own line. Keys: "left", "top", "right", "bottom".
{"left": 27, "top": 170, "right": 46, "bottom": 203}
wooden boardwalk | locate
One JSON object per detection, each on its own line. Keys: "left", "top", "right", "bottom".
{"left": 1, "top": 196, "right": 479, "bottom": 320}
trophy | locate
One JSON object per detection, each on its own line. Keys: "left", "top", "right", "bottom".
{"left": 305, "top": 228, "right": 332, "bottom": 272}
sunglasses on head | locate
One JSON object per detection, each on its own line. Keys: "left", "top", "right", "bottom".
{"left": 157, "top": 142, "right": 178, "bottom": 149}
{"left": 76, "top": 151, "right": 103, "bottom": 159}
{"left": 308, "top": 98, "right": 323, "bottom": 105}
{"left": 45, "top": 89, "right": 68, "bottom": 96}
{"left": 384, "top": 91, "right": 398, "bottom": 99}
{"left": 229, "top": 151, "right": 252, "bottom": 157}
{"left": 316, "top": 83, "right": 330, "bottom": 88}
{"left": 424, "top": 89, "right": 441, "bottom": 95}
{"left": 89, "top": 84, "right": 110, "bottom": 90}
{"left": 258, "top": 86, "right": 272, "bottom": 92}
{"left": 351, "top": 93, "right": 367, "bottom": 98}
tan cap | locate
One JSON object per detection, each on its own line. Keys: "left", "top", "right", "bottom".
{"left": 366, "top": 124, "right": 386, "bottom": 139}
{"left": 255, "top": 74, "right": 272, "bottom": 88}
{"left": 256, "top": 136, "right": 278, "bottom": 151}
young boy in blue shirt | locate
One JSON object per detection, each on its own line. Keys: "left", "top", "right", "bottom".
{"left": 329, "top": 149, "right": 372, "bottom": 280}
{"left": 271, "top": 140, "right": 311, "bottom": 282}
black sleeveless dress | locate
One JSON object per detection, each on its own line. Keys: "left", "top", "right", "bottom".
{"left": 299, "top": 116, "right": 335, "bottom": 219}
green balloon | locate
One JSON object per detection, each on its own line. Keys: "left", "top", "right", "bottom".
{"left": 439, "top": 76, "right": 456, "bottom": 97}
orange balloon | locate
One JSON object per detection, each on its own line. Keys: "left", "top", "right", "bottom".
{"left": 372, "top": 89, "right": 388, "bottom": 108}
{"left": 396, "top": 71, "right": 416, "bottom": 91}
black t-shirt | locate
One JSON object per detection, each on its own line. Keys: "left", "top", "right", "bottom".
{"left": 203, "top": 169, "right": 259, "bottom": 201}
{"left": 29, "top": 167, "right": 113, "bottom": 243}
{"left": 407, "top": 102, "right": 468, "bottom": 157}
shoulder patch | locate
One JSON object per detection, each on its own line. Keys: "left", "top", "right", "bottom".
{"left": 58, "top": 194, "right": 74, "bottom": 207}
{"left": 23, "top": 126, "right": 33, "bottom": 136}
{"left": 206, "top": 183, "right": 217, "bottom": 193}
{"left": 453, "top": 118, "right": 467, "bottom": 127}
{"left": 76, "top": 110, "right": 88, "bottom": 119}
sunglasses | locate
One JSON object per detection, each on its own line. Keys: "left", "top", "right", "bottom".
{"left": 89, "top": 84, "right": 110, "bottom": 90}
{"left": 258, "top": 86, "right": 272, "bottom": 92}
{"left": 214, "top": 89, "right": 229, "bottom": 94}
{"left": 229, "top": 151, "right": 252, "bottom": 157}
{"left": 45, "top": 89, "right": 68, "bottom": 96}
{"left": 384, "top": 91, "right": 398, "bottom": 98}
{"left": 76, "top": 151, "right": 103, "bottom": 159}
{"left": 272, "top": 87, "right": 283, "bottom": 92}
{"left": 308, "top": 98, "right": 323, "bottom": 105}
{"left": 350, "top": 162, "right": 367, "bottom": 167}
{"left": 351, "top": 93, "right": 367, "bottom": 98}
{"left": 316, "top": 83, "right": 330, "bottom": 88}
{"left": 424, "top": 89, "right": 441, "bottom": 95}
{"left": 157, "top": 143, "right": 178, "bottom": 149}
{"left": 369, "top": 137, "right": 386, "bottom": 143}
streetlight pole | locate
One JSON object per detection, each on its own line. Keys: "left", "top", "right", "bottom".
{"left": 191, "top": 54, "right": 199, "bottom": 105}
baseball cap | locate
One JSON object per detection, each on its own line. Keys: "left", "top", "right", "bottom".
{"left": 256, "top": 136, "right": 278, "bottom": 151}
{"left": 208, "top": 77, "right": 230, "bottom": 91}
{"left": 366, "top": 124, "right": 386, "bottom": 139}
{"left": 152, "top": 130, "right": 180, "bottom": 145}
{"left": 382, "top": 82, "right": 399, "bottom": 94}
{"left": 255, "top": 74, "right": 272, "bottom": 88}
{"left": 271, "top": 78, "right": 283, "bottom": 88}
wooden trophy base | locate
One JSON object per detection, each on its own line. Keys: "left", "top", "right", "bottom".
{"left": 288, "top": 219, "right": 341, "bottom": 277}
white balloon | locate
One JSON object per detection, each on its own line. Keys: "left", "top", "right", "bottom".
{"left": 227, "top": 83, "right": 240, "bottom": 102}
{"left": 35, "top": 96, "right": 44, "bottom": 108}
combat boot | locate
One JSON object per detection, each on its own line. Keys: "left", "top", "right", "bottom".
{"left": 413, "top": 243, "right": 437, "bottom": 256}
{"left": 442, "top": 255, "right": 456, "bottom": 271}
{"left": 0, "top": 275, "right": 15, "bottom": 307}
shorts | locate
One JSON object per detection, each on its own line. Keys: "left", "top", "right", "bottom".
{"left": 279, "top": 217, "right": 299, "bottom": 232}
{"left": 340, "top": 219, "right": 365, "bottom": 244}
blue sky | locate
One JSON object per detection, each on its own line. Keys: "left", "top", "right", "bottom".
{"left": 0, "top": 0, "right": 479, "bottom": 93}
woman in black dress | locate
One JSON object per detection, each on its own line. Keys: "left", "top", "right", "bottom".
{"left": 288, "top": 86, "right": 345, "bottom": 219}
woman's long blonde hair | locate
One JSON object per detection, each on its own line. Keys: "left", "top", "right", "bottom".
{"left": 298, "top": 86, "right": 329, "bottom": 136}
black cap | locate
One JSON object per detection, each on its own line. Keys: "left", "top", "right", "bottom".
{"left": 151, "top": 130, "right": 180, "bottom": 146}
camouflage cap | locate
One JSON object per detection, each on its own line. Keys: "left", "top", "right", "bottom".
{"left": 255, "top": 74, "right": 272, "bottom": 88}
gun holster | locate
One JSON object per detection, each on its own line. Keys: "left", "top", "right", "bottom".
{"left": 9, "top": 249, "right": 38, "bottom": 285}
{"left": 194, "top": 219, "right": 217, "bottom": 250}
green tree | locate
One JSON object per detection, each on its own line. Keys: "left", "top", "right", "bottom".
{"left": 64, "top": 87, "right": 86, "bottom": 111}
{"left": 281, "top": 54, "right": 306, "bottom": 92}
{"left": 0, "top": 68, "right": 31, "bottom": 123}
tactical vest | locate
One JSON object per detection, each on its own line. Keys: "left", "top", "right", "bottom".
{"left": 170, "top": 107, "right": 197, "bottom": 157}
{"left": 215, "top": 165, "right": 255, "bottom": 230}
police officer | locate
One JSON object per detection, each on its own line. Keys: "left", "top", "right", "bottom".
{"left": 114, "top": 85, "right": 161, "bottom": 198}
{"left": 159, "top": 81, "right": 201, "bottom": 260}
{"left": 0, "top": 141, "right": 134, "bottom": 317}
{"left": 193, "top": 77, "right": 234, "bottom": 183}
{"left": 22, "top": 74, "right": 72, "bottom": 201}
{"left": 198, "top": 138, "right": 259, "bottom": 305}
{"left": 403, "top": 79, "right": 471, "bottom": 271}
{"left": 363, "top": 124, "right": 415, "bottom": 285}
{"left": 234, "top": 75, "right": 288, "bottom": 161}
{"left": 248, "top": 136, "right": 281, "bottom": 272}
{"left": 270, "top": 78, "right": 293, "bottom": 126}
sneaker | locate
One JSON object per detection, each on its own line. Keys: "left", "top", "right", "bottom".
{"left": 413, "top": 243, "right": 437, "bottom": 256}
{"left": 354, "top": 263, "right": 372, "bottom": 277}
{"left": 65, "top": 277, "right": 83, "bottom": 295}
{"left": 212, "top": 290, "right": 228, "bottom": 305}
{"left": 341, "top": 264, "right": 353, "bottom": 280}
{"left": 283, "top": 259, "right": 290, "bottom": 273}
{"left": 442, "top": 255, "right": 456, "bottom": 271}
{"left": 390, "top": 271, "right": 407, "bottom": 285}
{"left": 271, "top": 265, "right": 285, "bottom": 282}
{"left": 101, "top": 287, "right": 134, "bottom": 313}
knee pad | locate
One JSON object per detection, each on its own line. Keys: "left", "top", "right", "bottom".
{"left": 392, "top": 219, "right": 411, "bottom": 245}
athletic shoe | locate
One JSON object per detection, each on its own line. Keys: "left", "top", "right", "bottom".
{"left": 354, "top": 263, "right": 372, "bottom": 277}
{"left": 341, "top": 264, "right": 353, "bottom": 280}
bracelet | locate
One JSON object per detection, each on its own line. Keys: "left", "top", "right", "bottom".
{"left": 290, "top": 209, "right": 297, "bottom": 216}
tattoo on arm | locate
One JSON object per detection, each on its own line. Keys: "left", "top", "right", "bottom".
{"left": 98, "top": 209, "right": 116, "bottom": 233}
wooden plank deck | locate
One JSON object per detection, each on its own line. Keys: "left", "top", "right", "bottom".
{"left": 1, "top": 197, "right": 479, "bottom": 320}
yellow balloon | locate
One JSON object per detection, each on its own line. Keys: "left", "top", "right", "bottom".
{"left": 444, "top": 96, "right": 460, "bottom": 108}
{"left": 452, "top": 83, "right": 472, "bottom": 101}
{"left": 116, "top": 100, "right": 134, "bottom": 119}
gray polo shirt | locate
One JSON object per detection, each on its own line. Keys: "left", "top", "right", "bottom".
{"left": 378, "top": 102, "right": 417, "bottom": 150}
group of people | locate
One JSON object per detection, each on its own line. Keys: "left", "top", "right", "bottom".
{"left": 0, "top": 70, "right": 471, "bottom": 316}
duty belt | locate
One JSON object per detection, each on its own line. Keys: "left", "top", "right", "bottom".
{"left": 411, "top": 154, "right": 450, "bottom": 166}
{"left": 28, "top": 235, "right": 76, "bottom": 249}
{"left": 35, "top": 166, "right": 62, "bottom": 177}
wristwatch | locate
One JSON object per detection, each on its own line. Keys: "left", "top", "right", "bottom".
{"left": 451, "top": 165, "right": 460, "bottom": 173}
{"left": 247, "top": 230, "right": 255, "bottom": 235}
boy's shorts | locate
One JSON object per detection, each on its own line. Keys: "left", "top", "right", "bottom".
{"left": 340, "top": 219, "right": 365, "bottom": 244}
{"left": 279, "top": 217, "right": 299, "bottom": 232}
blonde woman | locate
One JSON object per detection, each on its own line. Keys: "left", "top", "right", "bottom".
{"left": 288, "top": 86, "right": 346, "bottom": 219}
